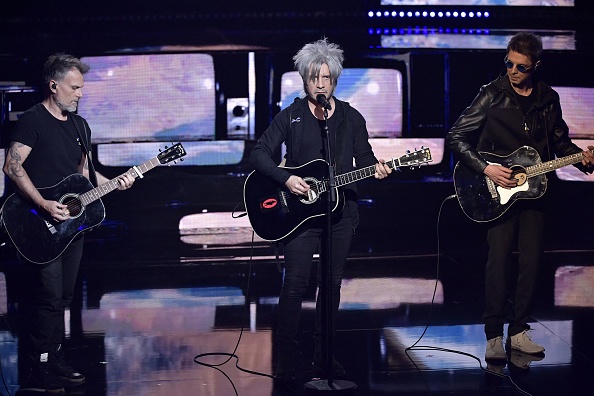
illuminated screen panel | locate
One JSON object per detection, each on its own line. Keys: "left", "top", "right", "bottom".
{"left": 78, "top": 54, "right": 215, "bottom": 144}
{"left": 554, "top": 139, "right": 594, "bottom": 181}
{"left": 380, "top": 0, "right": 574, "bottom": 5}
{"left": 380, "top": 30, "right": 576, "bottom": 50}
{"left": 280, "top": 69, "right": 403, "bottom": 138}
{"left": 96, "top": 141, "right": 245, "bottom": 167}
{"left": 555, "top": 87, "right": 594, "bottom": 140}
{"left": 555, "top": 266, "right": 594, "bottom": 307}
{"left": 553, "top": 87, "right": 594, "bottom": 182}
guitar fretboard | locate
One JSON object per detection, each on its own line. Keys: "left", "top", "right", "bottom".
{"left": 526, "top": 150, "right": 588, "bottom": 178}
{"left": 315, "top": 149, "right": 430, "bottom": 192}
{"left": 79, "top": 156, "right": 162, "bottom": 206}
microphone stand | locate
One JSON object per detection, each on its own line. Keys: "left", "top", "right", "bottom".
{"left": 305, "top": 105, "right": 357, "bottom": 394}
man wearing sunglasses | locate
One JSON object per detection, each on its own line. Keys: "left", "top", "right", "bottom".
{"left": 446, "top": 32, "right": 594, "bottom": 362}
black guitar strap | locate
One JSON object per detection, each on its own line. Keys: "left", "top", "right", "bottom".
{"left": 70, "top": 113, "right": 99, "bottom": 187}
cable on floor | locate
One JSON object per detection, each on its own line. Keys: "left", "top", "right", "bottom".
{"left": 193, "top": 220, "right": 274, "bottom": 396}
{"left": 403, "top": 193, "right": 533, "bottom": 396}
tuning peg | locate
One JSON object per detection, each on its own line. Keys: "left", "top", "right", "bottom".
{"left": 406, "top": 150, "right": 410, "bottom": 154}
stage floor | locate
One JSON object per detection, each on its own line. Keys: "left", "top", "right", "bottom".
{"left": 1, "top": 246, "right": 593, "bottom": 396}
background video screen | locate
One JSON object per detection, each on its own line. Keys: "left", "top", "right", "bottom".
{"left": 79, "top": 54, "right": 216, "bottom": 144}
{"left": 380, "top": 0, "right": 574, "bottom": 5}
{"left": 280, "top": 68, "right": 403, "bottom": 138}
{"left": 554, "top": 87, "right": 594, "bottom": 182}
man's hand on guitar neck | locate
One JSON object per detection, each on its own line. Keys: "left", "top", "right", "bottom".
{"left": 97, "top": 171, "right": 135, "bottom": 190}
{"left": 374, "top": 160, "right": 392, "bottom": 179}
{"left": 582, "top": 146, "right": 594, "bottom": 169}
{"left": 483, "top": 164, "right": 517, "bottom": 189}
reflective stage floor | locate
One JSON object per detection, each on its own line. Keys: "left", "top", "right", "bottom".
{"left": 1, "top": 244, "right": 593, "bottom": 396}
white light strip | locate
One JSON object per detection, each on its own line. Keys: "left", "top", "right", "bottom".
{"left": 248, "top": 52, "right": 256, "bottom": 140}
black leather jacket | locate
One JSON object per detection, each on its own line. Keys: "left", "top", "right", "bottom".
{"left": 446, "top": 75, "right": 585, "bottom": 175}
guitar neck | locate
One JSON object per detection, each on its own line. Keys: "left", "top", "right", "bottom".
{"left": 334, "top": 158, "right": 400, "bottom": 189}
{"left": 526, "top": 149, "right": 590, "bottom": 178}
{"left": 78, "top": 156, "right": 161, "bottom": 205}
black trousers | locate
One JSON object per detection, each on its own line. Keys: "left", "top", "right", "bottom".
{"left": 483, "top": 207, "right": 545, "bottom": 340}
{"left": 276, "top": 212, "right": 354, "bottom": 348}
{"left": 20, "top": 236, "right": 84, "bottom": 354}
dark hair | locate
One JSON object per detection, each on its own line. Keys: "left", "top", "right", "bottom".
{"left": 43, "top": 53, "right": 90, "bottom": 86}
{"left": 507, "top": 32, "right": 543, "bottom": 63}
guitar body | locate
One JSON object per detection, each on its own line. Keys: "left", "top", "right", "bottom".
{"left": 1, "top": 174, "right": 106, "bottom": 264}
{"left": 0, "top": 143, "right": 186, "bottom": 264}
{"left": 243, "top": 159, "right": 343, "bottom": 241}
{"left": 453, "top": 146, "right": 547, "bottom": 223}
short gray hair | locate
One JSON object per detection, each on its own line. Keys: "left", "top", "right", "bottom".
{"left": 293, "top": 38, "right": 344, "bottom": 89}
{"left": 43, "top": 53, "right": 90, "bottom": 86}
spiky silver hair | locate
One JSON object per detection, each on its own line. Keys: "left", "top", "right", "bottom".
{"left": 293, "top": 38, "right": 344, "bottom": 92}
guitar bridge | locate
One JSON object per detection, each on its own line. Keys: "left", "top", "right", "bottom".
{"left": 485, "top": 177, "right": 498, "bottom": 199}
{"left": 279, "top": 191, "right": 290, "bottom": 213}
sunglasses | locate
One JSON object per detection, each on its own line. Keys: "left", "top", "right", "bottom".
{"left": 504, "top": 56, "right": 536, "bottom": 73}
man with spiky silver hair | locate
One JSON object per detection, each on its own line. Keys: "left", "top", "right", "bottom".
{"left": 250, "top": 38, "right": 392, "bottom": 382}
{"left": 293, "top": 38, "right": 344, "bottom": 96}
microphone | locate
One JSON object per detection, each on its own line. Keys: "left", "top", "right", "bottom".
{"left": 316, "top": 94, "right": 332, "bottom": 110}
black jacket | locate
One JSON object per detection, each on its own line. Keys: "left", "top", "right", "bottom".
{"left": 446, "top": 75, "right": 586, "bottom": 175}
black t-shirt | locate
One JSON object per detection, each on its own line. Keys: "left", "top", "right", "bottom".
{"left": 301, "top": 108, "right": 337, "bottom": 164}
{"left": 10, "top": 103, "right": 83, "bottom": 188}
{"left": 515, "top": 88, "right": 536, "bottom": 116}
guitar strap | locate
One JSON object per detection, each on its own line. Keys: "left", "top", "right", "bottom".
{"left": 334, "top": 101, "right": 349, "bottom": 174}
{"left": 70, "top": 113, "right": 99, "bottom": 187}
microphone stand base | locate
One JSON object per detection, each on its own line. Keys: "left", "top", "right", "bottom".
{"left": 304, "top": 379, "right": 357, "bottom": 394}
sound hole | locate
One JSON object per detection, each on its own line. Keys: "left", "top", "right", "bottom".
{"left": 300, "top": 177, "right": 320, "bottom": 204}
{"left": 61, "top": 194, "right": 84, "bottom": 218}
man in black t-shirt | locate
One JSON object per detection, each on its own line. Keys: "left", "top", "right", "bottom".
{"left": 3, "top": 53, "right": 135, "bottom": 393}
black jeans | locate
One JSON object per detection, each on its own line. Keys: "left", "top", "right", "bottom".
{"left": 20, "top": 236, "right": 84, "bottom": 354}
{"left": 276, "top": 212, "right": 354, "bottom": 348}
{"left": 483, "top": 208, "right": 545, "bottom": 340}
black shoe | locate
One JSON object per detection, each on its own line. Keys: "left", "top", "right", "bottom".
{"left": 274, "top": 354, "right": 296, "bottom": 382}
{"left": 274, "top": 341, "right": 298, "bottom": 382}
{"left": 312, "top": 355, "right": 346, "bottom": 379}
{"left": 50, "top": 347, "right": 86, "bottom": 386}
{"left": 20, "top": 361, "right": 65, "bottom": 394}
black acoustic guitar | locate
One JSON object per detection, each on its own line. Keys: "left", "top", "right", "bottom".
{"left": 0, "top": 143, "right": 186, "bottom": 264}
{"left": 243, "top": 147, "right": 432, "bottom": 241}
{"left": 453, "top": 145, "right": 591, "bottom": 223}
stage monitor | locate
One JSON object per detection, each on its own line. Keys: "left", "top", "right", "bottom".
{"left": 280, "top": 68, "right": 403, "bottom": 138}
{"left": 78, "top": 54, "right": 216, "bottom": 144}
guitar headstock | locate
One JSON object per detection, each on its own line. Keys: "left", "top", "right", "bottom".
{"left": 398, "top": 146, "right": 432, "bottom": 168}
{"left": 158, "top": 143, "right": 187, "bottom": 165}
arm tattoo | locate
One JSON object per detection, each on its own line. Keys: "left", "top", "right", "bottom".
{"left": 7, "top": 142, "right": 25, "bottom": 178}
